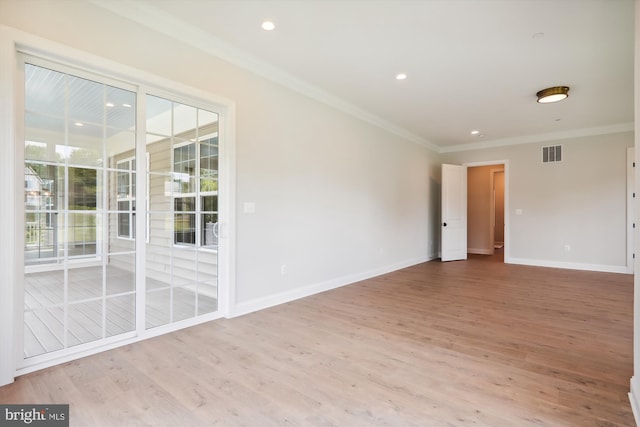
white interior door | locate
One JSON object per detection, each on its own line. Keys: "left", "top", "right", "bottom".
{"left": 441, "top": 164, "right": 467, "bottom": 262}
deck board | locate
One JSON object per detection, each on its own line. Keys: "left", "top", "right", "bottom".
{"left": 23, "top": 265, "right": 218, "bottom": 358}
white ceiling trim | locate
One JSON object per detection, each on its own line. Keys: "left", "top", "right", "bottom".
{"left": 90, "top": 0, "right": 440, "bottom": 152}
{"left": 440, "top": 122, "right": 634, "bottom": 154}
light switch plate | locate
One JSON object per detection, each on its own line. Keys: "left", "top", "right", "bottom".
{"left": 243, "top": 202, "right": 256, "bottom": 214}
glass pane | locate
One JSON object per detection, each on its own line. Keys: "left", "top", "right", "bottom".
{"left": 201, "top": 213, "right": 218, "bottom": 249}
{"left": 173, "top": 103, "right": 197, "bottom": 137}
{"left": 24, "top": 270, "right": 64, "bottom": 309}
{"left": 146, "top": 208, "right": 172, "bottom": 301}
{"left": 69, "top": 167, "right": 98, "bottom": 210}
{"left": 66, "top": 212, "right": 98, "bottom": 258}
{"left": 24, "top": 62, "right": 139, "bottom": 359}
{"left": 148, "top": 173, "right": 172, "bottom": 211}
{"left": 172, "top": 248, "right": 196, "bottom": 287}
{"left": 197, "top": 290, "right": 218, "bottom": 316}
{"left": 146, "top": 289, "right": 170, "bottom": 329}
{"left": 202, "top": 195, "right": 218, "bottom": 212}
{"left": 174, "top": 214, "right": 195, "bottom": 245}
{"left": 106, "top": 85, "right": 136, "bottom": 131}
{"left": 197, "top": 250, "right": 217, "bottom": 315}
{"left": 173, "top": 287, "right": 196, "bottom": 322}
{"left": 117, "top": 211, "right": 131, "bottom": 238}
{"left": 108, "top": 213, "right": 135, "bottom": 251}
{"left": 147, "top": 212, "right": 172, "bottom": 248}
{"left": 67, "top": 124, "right": 103, "bottom": 167}
{"left": 68, "top": 300, "right": 103, "bottom": 346}
{"left": 146, "top": 95, "right": 172, "bottom": 137}
{"left": 25, "top": 64, "right": 65, "bottom": 117}
{"left": 107, "top": 130, "right": 135, "bottom": 158}
{"left": 67, "top": 75, "right": 104, "bottom": 125}
{"left": 68, "top": 265, "right": 103, "bottom": 302}
{"left": 106, "top": 254, "right": 135, "bottom": 295}
{"left": 25, "top": 212, "right": 59, "bottom": 264}
{"left": 106, "top": 294, "right": 135, "bottom": 337}
{"left": 25, "top": 115, "right": 64, "bottom": 162}
{"left": 198, "top": 109, "right": 218, "bottom": 128}
{"left": 24, "top": 308, "right": 64, "bottom": 358}
{"left": 147, "top": 138, "right": 172, "bottom": 173}
{"left": 25, "top": 163, "right": 59, "bottom": 208}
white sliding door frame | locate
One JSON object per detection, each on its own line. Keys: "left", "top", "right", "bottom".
{"left": 0, "top": 25, "right": 236, "bottom": 384}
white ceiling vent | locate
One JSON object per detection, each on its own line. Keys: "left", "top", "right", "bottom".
{"left": 542, "top": 145, "right": 562, "bottom": 163}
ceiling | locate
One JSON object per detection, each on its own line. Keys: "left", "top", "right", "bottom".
{"left": 100, "top": 0, "right": 634, "bottom": 152}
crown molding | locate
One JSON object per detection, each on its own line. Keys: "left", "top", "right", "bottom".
{"left": 89, "top": 0, "right": 439, "bottom": 152}
{"left": 439, "top": 122, "right": 634, "bottom": 153}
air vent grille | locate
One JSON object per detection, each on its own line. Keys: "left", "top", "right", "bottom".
{"left": 542, "top": 145, "right": 562, "bottom": 163}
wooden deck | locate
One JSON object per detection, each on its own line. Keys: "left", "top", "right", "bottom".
{"left": 4, "top": 253, "right": 634, "bottom": 426}
{"left": 24, "top": 265, "right": 217, "bottom": 358}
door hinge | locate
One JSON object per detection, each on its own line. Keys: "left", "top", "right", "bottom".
{"left": 634, "top": 223, "right": 636, "bottom": 229}
{"left": 634, "top": 162, "right": 636, "bottom": 167}
{"left": 634, "top": 253, "right": 636, "bottom": 259}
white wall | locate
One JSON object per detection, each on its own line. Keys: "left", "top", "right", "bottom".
{"left": 0, "top": 2, "right": 439, "bottom": 316}
{"left": 442, "top": 132, "right": 633, "bottom": 272}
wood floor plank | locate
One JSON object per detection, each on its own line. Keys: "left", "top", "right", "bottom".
{"left": 2, "top": 253, "right": 635, "bottom": 426}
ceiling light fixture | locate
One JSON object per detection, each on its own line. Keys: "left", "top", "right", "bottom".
{"left": 262, "top": 21, "right": 275, "bottom": 31}
{"left": 470, "top": 130, "right": 480, "bottom": 135}
{"left": 395, "top": 73, "right": 407, "bottom": 80}
{"left": 536, "top": 86, "right": 570, "bottom": 104}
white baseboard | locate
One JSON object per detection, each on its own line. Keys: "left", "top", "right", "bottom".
{"left": 629, "top": 376, "right": 640, "bottom": 426}
{"left": 507, "top": 257, "right": 629, "bottom": 274}
{"left": 468, "top": 248, "right": 494, "bottom": 255}
{"left": 232, "top": 255, "right": 433, "bottom": 317}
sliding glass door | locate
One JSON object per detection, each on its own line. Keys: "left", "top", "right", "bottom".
{"left": 21, "top": 58, "right": 221, "bottom": 363}
{"left": 23, "top": 62, "right": 137, "bottom": 357}
{"left": 145, "top": 95, "right": 219, "bottom": 329}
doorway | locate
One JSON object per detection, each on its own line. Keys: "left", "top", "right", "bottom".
{"left": 466, "top": 162, "right": 507, "bottom": 262}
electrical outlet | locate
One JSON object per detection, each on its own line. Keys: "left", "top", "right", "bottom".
{"left": 564, "top": 244, "right": 571, "bottom": 252}
{"left": 280, "top": 264, "right": 287, "bottom": 275}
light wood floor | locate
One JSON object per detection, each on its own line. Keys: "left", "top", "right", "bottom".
{"left": 1, "top": 253, "right": 634, "bottom": 426}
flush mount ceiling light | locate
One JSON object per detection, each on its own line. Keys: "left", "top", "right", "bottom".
{"left": 395, "top": 73, "right": 407, "bottom": 80}
{"left": 261, "top": 21, "right": 275, "bottom": 31}
{"left": 536, "top": 86, "right": 570, "bottom": 104}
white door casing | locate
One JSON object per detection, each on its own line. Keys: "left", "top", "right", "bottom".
{"left": 441, "top": 164, "right": 467, "bottom": 262}
{"left": 628, "top": 147, "right": 635, "bottom": 274}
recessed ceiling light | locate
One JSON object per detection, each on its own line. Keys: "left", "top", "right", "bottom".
{"left": 470, "top": 130, "right": 480, "bottom": 135}
{"left": 106, "top": 102, "right": 115, "bottom": 108}
{"left": 395, "top": 73, "right": 407, "bottom": 80}
{"left": 262, "top": 21, "right": 275, "bottom": 31}
{"left": 74, "top": 122, "right": 84, "bottom": 127}
{"left": 122, "top": 103, "right": 132, "bottom": 108}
